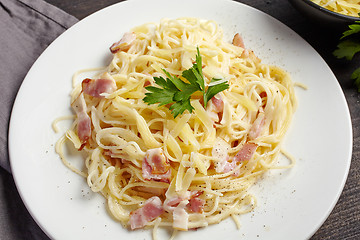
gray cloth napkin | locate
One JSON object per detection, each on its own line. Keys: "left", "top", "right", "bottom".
{"left": 0, "top": 0, "right": 78, "bottom": 172}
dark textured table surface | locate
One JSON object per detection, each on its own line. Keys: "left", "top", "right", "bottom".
{"left": 2, "top": 0, "right": 359, "bottom": 239}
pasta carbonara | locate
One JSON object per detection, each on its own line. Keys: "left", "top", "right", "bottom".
{"left": 55, "top": 17, "right": 297, "bottom": 237}
{"left": 311, "top": 0, "right": 360, "bottom": 17}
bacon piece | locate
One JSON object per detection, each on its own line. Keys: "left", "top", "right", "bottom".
{"left": 207, "top": 96, "right": 224, "bottom": 123}
{"left": 259, "top": 91, "right": 267, "bottom": 99}
{"left": 129, "top": 196, "right": 164, "bottom": 230}
{"left": 259, "top": 91, "right": 267, "bottom": 108}
{"left": 216, "top": 159, "right": 239, "bottom": 177}
{"left": 213, "top": 138, "right": 257, "bottom": 176}
{"left": 142, "top": 148, "right": 171, "bottom": 183}
{"left": 189, "top": 190, "right": 202, "bottom": 198}
{"left": 211, "top": 96, "right": 224, "bottom": 112}
{"left": 163, "top": 191, "right": 204, "bottom": 230}
{"left": 187, "top": 196, "right": 205, "bottom": 213}
{"left": 233, "top": 142, "right": 258, "bottom": 163}
{"left": 144, "top": 80, "right": 151, "bottom": 87}
{"left": 173, "top": 200, "right": 189, "bottom": 231}
{"left": 212, "top": 138, "right": 254, "bottom": 176}
{"left": 232, "top": 33, "right": 245, "bottom": 49}
{"left": 71, "top": 93, "right": 91, "bottom": 149}
{"left": 233, "top": 33, "right": 261, "bottom": 63}
{"left": 165, "top": 197, "right": 182, "bottom": 209}
{"left": 248, "top": 50, "right": 261, "bottom": 64}
{"left": 165, "top": 191, "right": 204, "bottom": 213}
{"left": 82, "top": 74, "right": 116, "bottom": 98}
{"left": 218, "top": 143, "right": 258, "bottom": 176}
{"left": 248, "top": 112, "right": 265, "bottom": 140}
{"left": 222, "top": 160, "right": 237, "bottom": 173}
{"left": 110, "top": 32, "right": 136, "bottom": 54}
{"left": 146, "top": 148, "right": 169, "bottom": 174}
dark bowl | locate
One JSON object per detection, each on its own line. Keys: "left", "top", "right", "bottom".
{"left": 288, "top": 0, "right": 360, "bottom": 29}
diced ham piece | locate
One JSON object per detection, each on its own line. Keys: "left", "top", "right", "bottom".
{"left": 146, "top": 148, "right": 169, "bottom": 174}
{"left": 233, "top": 33, "right": 249, "bottom": 58}
{"left": 233, "top": 142, "right": 258, "bottom": 163}
{"left": 248, "top": 112, "right": 265, "bottom": 140}
{"left": 82, "top": 74, "right": 117, "bottom": 98}
{"left": 259, "top": 91, "right": 267, "bottom": 99}
{"left": 165, "top": 191, "right": 204, "bottom": 213}
{"left": 207, "top": 96, "right": 224, "bottom": 123}
{"left": 232, "top": 33, "right": 245, "bottom": 49}
{"left": 71, "top": 93, "right": 91, "bottom": 149}
{"left": 211, "top": 96, "right": 224, "bottom": 112}
{"left": 233, "top": 33, "right": 261, "bottom": 63}
{"left": 222, "top": 160, "right": 237, "bottom": 173}
{"left": 163, "top": 191, "right": 205, "bottom": 230}
{"left": 142, "top": 148, "right": 171, "bottom": 183}
{"left": 187, "top": 196, "right": 205, "bottom": 213}
{"left": 247, "top": 50, "right": 261, "bottom": 64}
{"left": 189, "top": 190, "right": 202, "bottom": 198}
{"left": 175, "top": 191, "right": 205, "bottom": 228}
{"left": 217, "top": 143, "right": 258, "bottom": 176}
{"left": 165, "top": 197, "right": 182, "bottom": 209}
{"left": 212, "top": 138, "right": 257, "bottom": 176}
{"left": 259, "top": 91, "right": 268, "bottom": 108}
{"left": 129, "top": 196, "right": 164, "bottom": 230}
{"left": 110, "top": 32, "right": 136, "bottom": 54}
{"left": 173, "top": 200, "right": 189, "bottom": 231}
{"left": 144, "top": 80, "right": 151, "bottom": 87}
{"left": 216, "top": 159, "right": 239, "bottom": 177}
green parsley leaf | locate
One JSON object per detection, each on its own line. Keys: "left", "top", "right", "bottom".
{"left": 351, "top": 67, "right": 360, "bottom": 92}
{"left": 169, "top": 99, "right": 194, "bottom": 118}
{"left": 143, "top": 76, "right": 178, "bottom": 106}
{"left": 162, "top": 69, "right": 188, "bottom": 90}
{"left": 333, "top": 18, "right": 360, "bottom": 92}
{"left": 341, "top": 21, "right": 360, "bottom": 39}
{"left": 333, "top": 39, "right": 360, "bottom": 60}
{"left": 204, "top": 78, "right": 230, "bottom": 108}
{"left": 173, "top": 84, "right": 199, "bottom": 102}
{"left": 143, "top": 47, "right": 229, "bottom": 118}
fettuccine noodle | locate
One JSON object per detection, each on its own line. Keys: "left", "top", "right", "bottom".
{"left": 311, "top": 0, "right": 360, "bottom": 17}
{"left": 55, "top": 17, "right": 297, "bottom": 238}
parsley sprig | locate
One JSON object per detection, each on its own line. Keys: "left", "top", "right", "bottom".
{"left": 143, "top": 47, "right": 229, "bottom": 118}
{"left": 333, "top": 16, "right": 360, "bottom": 91}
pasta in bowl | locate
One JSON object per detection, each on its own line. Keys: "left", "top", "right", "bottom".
{"left": 311, "top": 0, "right": 360, "bottom": 17}
{"left": 289, "top": 0, "right": 360, "bottom": 27}
{"left": 55, "top": 17, "right": 296, "bottom": 237}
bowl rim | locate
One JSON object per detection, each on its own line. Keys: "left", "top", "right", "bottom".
{"left": 301, "top": 0, "right": 360, "bottom": 22}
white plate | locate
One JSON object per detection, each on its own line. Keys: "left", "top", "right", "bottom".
{"left": 9, "top": 0, "right": 352, "bottom": 239}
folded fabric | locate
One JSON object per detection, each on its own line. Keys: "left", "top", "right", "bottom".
{"left": 0, "top": 0, "right": 78, "bottom": 172}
